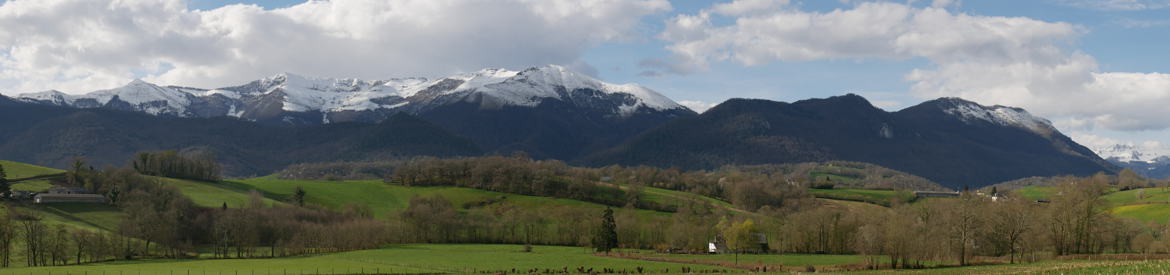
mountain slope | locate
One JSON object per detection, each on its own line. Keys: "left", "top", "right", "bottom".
{"left": 0, "top": 95, "right": 480, "bottom": 176}
{"left": 14, "top": 65, "right": 695, "bottom": 160}
{"left": 584, "top": 94, "right": 1117, "bottom": 190}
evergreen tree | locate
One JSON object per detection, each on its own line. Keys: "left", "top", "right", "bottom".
{"left": 293, "top": 186, "right": 307, "bottom": 207}
{"left": 594, "top": 207, "right": 618, "bottom": 253}
{"left": 0, "top": 164, "right": 9, "bottom": 196}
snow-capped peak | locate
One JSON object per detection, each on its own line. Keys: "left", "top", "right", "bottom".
{"left": 396, "top": 65, "right": 684, "bottom": 115}
{"left": 935, "top": 97, "right": 1054, "bottom": 134}
{"left": 1094, "top": 143, "right": 1170, "bottom": 164}
{"left": 13, "top": 65, "right": 689, "bottom": 120}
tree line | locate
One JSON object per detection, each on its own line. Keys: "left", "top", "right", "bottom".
{"left": 391, "top": 156, "right": 679, "bottom": 212}
{"left": 388, "top": 156, "right": 828, "bottom": 213}
{"left": 132, "top": 150, "right": 222, "bottom": 182}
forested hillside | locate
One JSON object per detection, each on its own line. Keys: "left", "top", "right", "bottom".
{"left": 586, "top": 95, "right": 1117, "bottom": 189}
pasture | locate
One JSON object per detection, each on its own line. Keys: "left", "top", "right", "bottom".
{"left": 808, "top": 188, "right": 913, "bottom": 206}
{"left": 0, "top": 160, "right": 63, "bottom": 180}
{"left": 0, "top": 244, "right": 731, "bottom": 275}
{"left": 230, "top": 176, "right": 672, "bottom": 218}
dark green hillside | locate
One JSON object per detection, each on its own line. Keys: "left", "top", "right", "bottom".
{"left": 584, "top": 94, "right": 1116, "bottom": 190}
{"left": 0, "top": 97, "right": 481, "bottom": 177}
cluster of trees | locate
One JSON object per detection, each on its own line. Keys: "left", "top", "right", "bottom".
{"left": 0, "top": 209, "right": 148, "bottom": 267}
{"left": 210, "top": 192, "right": 387, "bottom": 258}
{"left": 733, "top": 161, "right": 944, "bottom": 191}
{"left": 391, "top": 156, "right": 675, "bottom": 212}
{"left": 115, "top": 174, "right": 388, "bottom": 259}
{"left": 390, "top": 156, "right": 831, "bottom": 213}
{"left": 131, "top": 151, "right": 222, "bottom": 182}
{"left": 0, "top": 164, "right": 8, "bottom": 195}
{"left": 391, "top": 194, "right": 606, "bottom": 245}
{"left": 278, "top": 160, "right": 410, "bottom": 181}
{"left": 291, "top": 157, "right": 944, "bottom": 213}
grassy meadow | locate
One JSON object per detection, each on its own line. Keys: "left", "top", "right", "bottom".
{"left": 0, "top": 160, "right": 63, "bottom": 180}
{"left": 0, "top": 244, "right": 731, "bottom": 275}
{"left": 228, "top": 176, "right": 674, "bottom": 218}
{"left": 6, "top": 159, "right": 1170, "bottom": 274}
{"left": 808, "top": 188, "right": 914, "bottom": 206}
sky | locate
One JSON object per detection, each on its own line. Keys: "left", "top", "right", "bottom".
{"left": 1, "top": 0, "right": 1169, "bottom": 155}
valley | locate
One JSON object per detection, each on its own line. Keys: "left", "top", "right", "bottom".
{"left": 1, "top": 153, "right": 1167, "bottom": 274}
{"left": 0, "top": 66, "right": 1160, "bottom": 275}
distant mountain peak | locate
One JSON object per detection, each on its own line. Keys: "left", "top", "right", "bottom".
{"left": 1096, "top": 143, "right": 1170, "bottom": 164}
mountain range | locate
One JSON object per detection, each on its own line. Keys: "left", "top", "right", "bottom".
{"left": 1094, "top": 144, "right": 1170, "bottom": 179}
{"left": 15, "top": 65, "right": 693, "bottom": 160}
{"left": 2, "top": 65, "right": 1122, "bottom": 189}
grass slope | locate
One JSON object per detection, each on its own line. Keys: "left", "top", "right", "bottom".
{"left": 808, "top": 188, "right": 912, "bottom": 207}
{"left": 0, "top": 160, "right": 63, "bottom": 180}
{"left": 1104, "top": 187, "right": 1170, "bottom": 205}
{"left": 1111, "top": 204, "right": 1170, "bottom": 223}
{"left": 0, "top": 203, "right": 123, "bottom": 233}
{"left": 232, "top": 177, "right": 671, "bottom": 218}
{"left": 11, "top": 179, "right": 52, "bottom": 192}
{"left": 158, "top": 177, "right": 284, "bottom": 208}
{"left": 1, "top": 244, "right": 729, "bottom": 274}
{"left": 1101, "top": 187, "right": 1170, "bottom": 223}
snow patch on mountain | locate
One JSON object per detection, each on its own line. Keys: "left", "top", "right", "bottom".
{"left": 256, "top": 73, "right": 427, "bottom": 112}
{"left": 938, "top": 98, "right": 1055, "bottom": 134}
{"left": 18, "top": 90, "right": 74, "bottom": 105}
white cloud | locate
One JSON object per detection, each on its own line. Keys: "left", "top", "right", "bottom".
{"left": 661, "top": 1, "right": 1170, "bottom": 132}
{"left": 1052, "top": 0, "right": 1170, "bottom": 11}
{"left": 678, "top": 100, "right": 717, "bottom": 113}
{"left": 710, "top": 0, "right": 789, "bottom": 16}
{"left": 0, "top": 0, "right": 670, "bottom": 94}
{"left": 930, "top": 0, "right": 961, "bottom": 8}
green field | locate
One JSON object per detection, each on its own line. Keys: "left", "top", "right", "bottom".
{"left": 1014, "top": 186, "right": 1057, "bottom": 200}
{"left": 603, "top": 182, "right": 741, "bottom": 213}
{"left": 0, "top": 160, "right": 63, "bottom": 180}
{"left": 0, "top": 203, "right": 123, "bottom": 233}
{"left": 849, "top": 259, "right": 1170, "bottom": 274}
{"left": 808, "top": 188, "right": 912, "bottom": 206}
{"left": 11, "top": 179, "right": 53, "bottom": 191}
{"left": 1111, "top": 204, "right": 1170, "bottom": 223}
{"left": 0, "top": 244, "right": 731, "bottom": 274}
{"left": 644, "top": 252, "right": 863, "bottom": 267}
{"left": 1104, "top": 187, "right": 1170, "bottom": 205}
{"left": 232, "top": 177, "right": 672, "bottom": 218}
{"left": 158, "top": 177, "right": 285, "bottom": 208}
